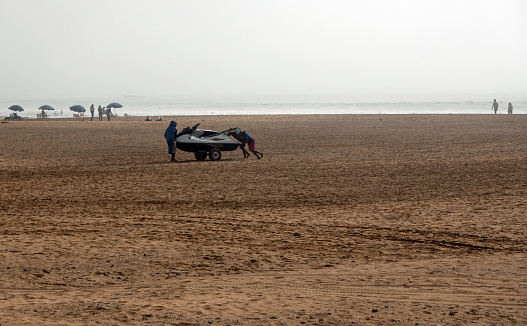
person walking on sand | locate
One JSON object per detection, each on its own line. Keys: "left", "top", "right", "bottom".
{"left": 90, "top": 104, "right": 95, "bottom": 121}
{"left": 98, "top": 105, "right": 103, "bottom": 121}
{"left": 508, "top": 102, "right": 513, "bottom": 114}
{"left": 228, "top": 128, "right": 263, "bottom": 159}
{"left": 164, "top": 120, "right": 178, "bottom": 162}
{"left": 492, "top": 99, "right": 499, "bottom": 114}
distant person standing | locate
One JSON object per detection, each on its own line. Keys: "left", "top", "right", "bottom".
{"left": 98, "top": 105, "right": 103, "bottom": 121}
{"left": 508, "top": 102, "right": 513, "bottom": 114}
{"left": 164, "top": 120, "right": 178, "bottom": 162}
{"left": 106, "top": 107, "right": 111, "bottom": 121}
{"left": 90, "top": 104, "right": 95, "bottom": 121}
{"left": 492, "top": 99, "right": 499, "bottom": 114}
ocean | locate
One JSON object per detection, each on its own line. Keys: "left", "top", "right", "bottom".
{"left": 2, "top": 94, "right": 526, "bottom": 118}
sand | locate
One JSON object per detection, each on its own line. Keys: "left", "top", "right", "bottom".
{"left": 0, "top": 114, "right": 526, "bottom": 325}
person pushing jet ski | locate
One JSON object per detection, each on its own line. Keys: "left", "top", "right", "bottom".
{"left": 226, "top": 127, "right": 249, "bottom": 158}
{"left": 165, "top": 122, "right": 203, "bottom": 162}
{"left": 227, "top": 127, "right": 263, "bottom": 159}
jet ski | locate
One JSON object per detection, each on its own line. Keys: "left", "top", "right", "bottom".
{"left": 175, "top": 123, "right": 240, "bottom": 161}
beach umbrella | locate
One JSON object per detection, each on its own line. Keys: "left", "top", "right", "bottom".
{"left": 107, "top": 102, "right": 122, "bottom": 115}
{"left": 69, "top": 105, "right": 86, "bottom": 113}
{"left": 38, "top": 105, "right": 55, "bottom": 111}
{"left": 8, "top": 105, "right": 24, "bottom": 112}
{"left": 107, "top": 102, "right": 123, "bottom": 108}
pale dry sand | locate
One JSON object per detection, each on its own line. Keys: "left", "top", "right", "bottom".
{"left": 0, "top": 114, "right": 526, "bottom": 325}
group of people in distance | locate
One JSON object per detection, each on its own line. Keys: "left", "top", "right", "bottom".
{"left": 491, "top": 99, "right": 514, "bottom": 114}
{"left": 145, "top": 115, "right": 164, "bottom": 121}
{"left": 89, "top": 104, "right": 113, "bottom": 121}
{"left": 164, "top": 121, "right": 263, "bottom": 162}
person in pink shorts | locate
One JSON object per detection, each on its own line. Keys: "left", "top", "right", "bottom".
{"left": 227, "top": 128, "right": 264, "bottom": 159}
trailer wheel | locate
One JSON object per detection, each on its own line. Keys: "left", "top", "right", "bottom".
{"left": 209, "top": 148, "right": 222, "bottom": 161}
{"left": 194, "top": 152, "right": 208, "bottom": 161}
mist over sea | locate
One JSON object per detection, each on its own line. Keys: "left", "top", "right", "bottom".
{"left": 3, "top": 94, "right": 526, "bottom": 118}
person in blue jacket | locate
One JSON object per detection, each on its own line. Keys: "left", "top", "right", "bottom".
{"left": 164, "top": 121, "right": 178, "bottom": 162}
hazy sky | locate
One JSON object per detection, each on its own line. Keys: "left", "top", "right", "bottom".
{"left": 1, "top": 0, "right": 526, "bottom": 100}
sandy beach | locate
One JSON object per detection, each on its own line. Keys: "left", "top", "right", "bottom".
{"left": 0, "top": 114, "right": 526, "bottom": 325}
